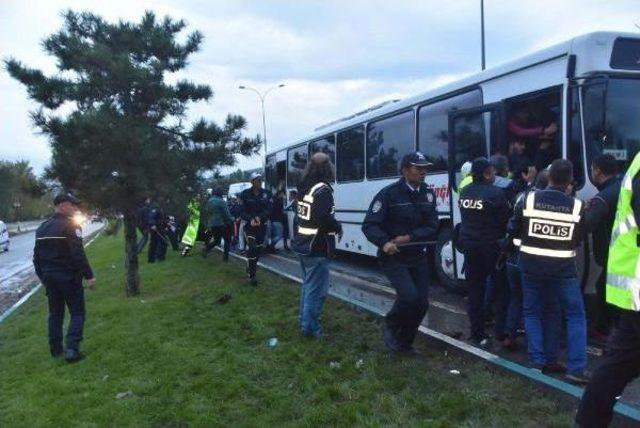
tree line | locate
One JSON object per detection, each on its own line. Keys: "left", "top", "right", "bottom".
{"left": 0, "top": 160, "right": 51, "bottom": 222}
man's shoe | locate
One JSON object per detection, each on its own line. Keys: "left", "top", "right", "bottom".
{"left": 383, "top": 326, "right": 402, "bottom": 353}
{"left": 565, "top": 371, "right": 591, "bottom": 385}
{"left": 65, "top": 349, "right": 84, "bottom": 363}
{"left": 541, "top": 363, "right": 567, "bottom": 374}
{"left": 249, "top": 277, "right": 258, "bottom": 287}
{"left": 400, "top": 345, "right": 421, "bottom": 356}
{"left": 50, "top": 348, "right": 63, "bottom": 358}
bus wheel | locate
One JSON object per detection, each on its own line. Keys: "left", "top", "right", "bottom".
{"left": 434, "top": 226, "right": 467, "bottom": 295}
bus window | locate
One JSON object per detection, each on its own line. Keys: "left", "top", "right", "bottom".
{"left": 309, "top": 136, "right": 336, "bottom": 165}
{"left": 366, "top": 110, "right": 414, "bottom": 179}
{"left": 336, "top": 126, "right": 365, "bottom": 182}
{"left": 584, "top": 78, "right": 640, "bottom": 175}
{"left": 452, "top": 111, "right": 491, "bottom": 170}
{"left": 287, "top": 144, "right": 308, "bottom": 189}
{"left": 265, "top": 154, "right": 277, "bottom": 192}
{"left": 418, "top": 89, "right": 482, "bottom": 172}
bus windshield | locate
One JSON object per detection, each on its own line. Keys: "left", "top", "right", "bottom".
{"left": 584, "top": 77, "right": 640, "bottom": 174}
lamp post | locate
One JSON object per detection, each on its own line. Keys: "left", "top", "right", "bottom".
{"left": 13, "top": 199, "right": 21, "bottom": 232}
{"left": 480, "top": 0, "right": 486, "bottom": 70}
{"left": 238, "top": 84, "right": 285, "bottom": 161}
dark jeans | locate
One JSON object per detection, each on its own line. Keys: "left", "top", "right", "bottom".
{"left": 135, "top": 230, "right": 149, "bottom": 254}
{"left": 382, "top": 256, "right": 430, "bottom": 349}
{"left": 464, "top": 245, "right": 507, "bottom": 340}
{"left": 594, "top": 266, "right": 618, "bottom": 334}
{"left": 148, "top": 229, "right": 167, "bottom": 262}
{"left": 43, "top": 273, "right": 85, "bottom": 353}
{"left": 522, "top": 274, "right": 586, "bottom": 373}
{"left": 205, "top": 224, "right": 233, "bottom": 259}
{"left": 577, "top": 311, "right": 640, "bottom": 427}
{"left": 504, "top": 260, "right": 523, "bottom": 339}
{"left": 244, "top": 224, "right": 266, "bottom": 278}
{"left": 299, "top": 255, "right": 330, "bottom": 336}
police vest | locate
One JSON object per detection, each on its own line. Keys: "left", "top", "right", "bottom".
{"left": 518, "top": 191, "right": 582, "bottom": 258}
{"left": 606, "top": 153, "right": 640, "bottom": 311}
{"left": 293, "top": 182, "right": 336, "bottom": 256}
{"left": 459, "top": 175, "right": 473, "bottom": 191}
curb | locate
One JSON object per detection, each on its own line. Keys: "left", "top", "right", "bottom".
{"left": 222, "top": 248, "right": 640, "bottom": 426}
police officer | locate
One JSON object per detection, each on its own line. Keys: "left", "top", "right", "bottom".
{"left": 33, "top": 193, "right": 95, "bottom": 363}
{"left": 459, "top": 157, "right": 510, "bottom": 347}
{"left": 148, "top": 203, "right": 168, "bottom": 263}
{"left": 292, "top": 153, "right": 342, "bottom": 338}
{"left": 585, "top": 154, "right": 621, "bottom": 343}
{"left": 240, "top": 172, "right": 273, "bottom": 285}
{"left": 576, "top": 152, "right": 640, "bottom": 427}
{"left": 507, "top": 159, "right": 588, "bottom": 383}
{"left": 362, "top": 152, "right": 438, "bottom": 354}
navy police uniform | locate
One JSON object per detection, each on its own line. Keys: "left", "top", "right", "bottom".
{"left": 148, "top": 205, "right": 168, "bottom": 263}
{"left": 459, "top": 158, "right": 511, "bottom": 344}
{"left": 239, "top": 176, "right": 273, "bottom": 284}
{"left": 33, "top": 193, "right": 93, "bottom": 359}
{"left": 362, "top": 153, "right": 438, "bottom": 352}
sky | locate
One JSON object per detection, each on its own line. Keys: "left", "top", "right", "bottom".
{"left": 1, "top": 0, "right": 639, "bottom": 175}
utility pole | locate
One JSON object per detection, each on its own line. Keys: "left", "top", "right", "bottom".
{"left": 238, "top": 84, "right": 286, "bottom": 166}
{"left": 481, "top": 0, "right": 486, "bottom": 70}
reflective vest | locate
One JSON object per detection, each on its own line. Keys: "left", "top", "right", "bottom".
{"left": 293, "top": 182, "right": 337, "bottom": 256}
{"left": 519, "top": 191, "right": 582, "bottom": 258}
{"left": 459, "top": 175, "right": 473, "bottom": 191}
{"left": 606, "top": 153, "right": 640, "bottom": 311}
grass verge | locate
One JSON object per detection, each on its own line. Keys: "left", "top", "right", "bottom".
{"left": 0, "top": 234, "right": 572, "bottom": 427}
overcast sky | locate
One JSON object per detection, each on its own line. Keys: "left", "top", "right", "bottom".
{"left": 1, "top": 0, "right": 639, "bottom": 175}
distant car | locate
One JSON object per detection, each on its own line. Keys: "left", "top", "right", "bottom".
{"left": 0, "top": 220, "right": 9, "bottom": 252}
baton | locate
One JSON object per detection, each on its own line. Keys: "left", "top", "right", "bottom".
{"left": 395, "top": 241, "right": 437, "bottom": 248}
{"left": 152, "top": 228, "right": 171, "bottom": 245}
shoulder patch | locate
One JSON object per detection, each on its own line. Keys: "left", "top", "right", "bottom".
{"left": 426, "top": 193, "right": 434, "bottom": 203}
{"left": 371, "top": 200, "right": 383, "bottom": 213}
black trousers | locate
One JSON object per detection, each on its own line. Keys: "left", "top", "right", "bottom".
{"left": 577, "top": 310, "right": 640, "bottom": 427}
{"left": 148, "top": 230, "right": 167, "bottom": 262}
{"left": 205, "top": 224, "right": 233, "bottom": 259}
{"left": 382, "top": 256, "right": 430, "bottom": 348}
{"left": 43, "top": 273, "right": 85, "bottom": 353}
{"left": 464, "top": 245, "right": 508, "bottom": 340}
{"left": 244, "top": 224, "right": 266, "bottom": 278}
{"left": 594, "top": 266, "right": 619, "bottom": 333}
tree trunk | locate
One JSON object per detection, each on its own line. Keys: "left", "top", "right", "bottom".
{"left": 123, "top": 213, "right": 140, "bottom": 296}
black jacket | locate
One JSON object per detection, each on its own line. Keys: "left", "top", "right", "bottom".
{"left": 507, "top": 186, "right": 585, "bottom": 278}
{"left": 459, "top": 181, "right": 510, "bottom": 249}
{"left": 362, "top": 177, "right": 438, "bottom": 262}
{"left": 239, "top": 188, "right": 273, "bottom": 223}
{"left": 292, "top": 181, "right": 342, "bottom": 257}
{"left": 586, "top": 176, "right": 621, "bottom": 266}
{"left": 33, "top": 213, "right": 94, "bottom": 281}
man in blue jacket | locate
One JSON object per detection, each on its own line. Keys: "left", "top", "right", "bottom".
{"left": 362, "top": 152, "right": 438, "bottom": 354}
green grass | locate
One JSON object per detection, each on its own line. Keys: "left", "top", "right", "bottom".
{"left": 0, "top": 234, "right": 572, "bottom": 427}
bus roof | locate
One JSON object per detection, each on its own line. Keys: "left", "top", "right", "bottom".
{"left": 268, "top": 31, "right": 639, "bottom": 156}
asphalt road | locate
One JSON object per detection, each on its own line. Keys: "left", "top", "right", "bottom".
{"left": 0, "top": 220, "right": 104, "bottom": 315}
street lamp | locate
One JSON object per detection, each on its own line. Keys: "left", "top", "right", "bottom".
{"left": 238, "top": 83, "right": 285, "bottom": 160}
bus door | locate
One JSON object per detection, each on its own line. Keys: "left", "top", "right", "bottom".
{"left": 447, "top": 103, "right": 505, "bottom": 280}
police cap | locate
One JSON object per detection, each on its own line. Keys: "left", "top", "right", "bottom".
{"left": 250, "top": 172, "right": 263, "bottom": 182}
{"left": 401, "top": 151, "right": 433, "bottom": 169}
{"left": 53, "top": 192, "right": 81, "bottom": 206}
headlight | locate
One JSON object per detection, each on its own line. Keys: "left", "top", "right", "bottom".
{"left": 72, "top": 213, "right": 88, "bottom": 226}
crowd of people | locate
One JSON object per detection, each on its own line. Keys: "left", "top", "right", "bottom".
{"left": 33, "top": 128, "right": 640, "bottom": 426}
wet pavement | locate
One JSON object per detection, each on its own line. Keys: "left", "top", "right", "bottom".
{"left": 0, "top": 221, "right": 104, "bottom": 317}
{"left": 248, "top": 247, "right": 640, "bottom": 411}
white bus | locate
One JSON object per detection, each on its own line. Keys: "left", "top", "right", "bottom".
{"left": 265, "top": 31, "right": 640, "bottom": 294}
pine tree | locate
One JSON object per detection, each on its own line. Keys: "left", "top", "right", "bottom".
{"left": 6, "top": 10, "right": 260, "bottom": 296}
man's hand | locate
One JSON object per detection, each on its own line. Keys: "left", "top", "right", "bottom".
{"left": 392, "top": 234, "right": 411, "bottom": 245}
{"left": 382, "top": 241, "right": 400, "bottom": 255}
{"left": 86, "top": 278, "right": 96, "bottom": 290}
{"left": 250, "top": 217, "right": 261, "bottom": 227}
{"left": 544, "top": 122, "right": 558, "bottom": 136}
